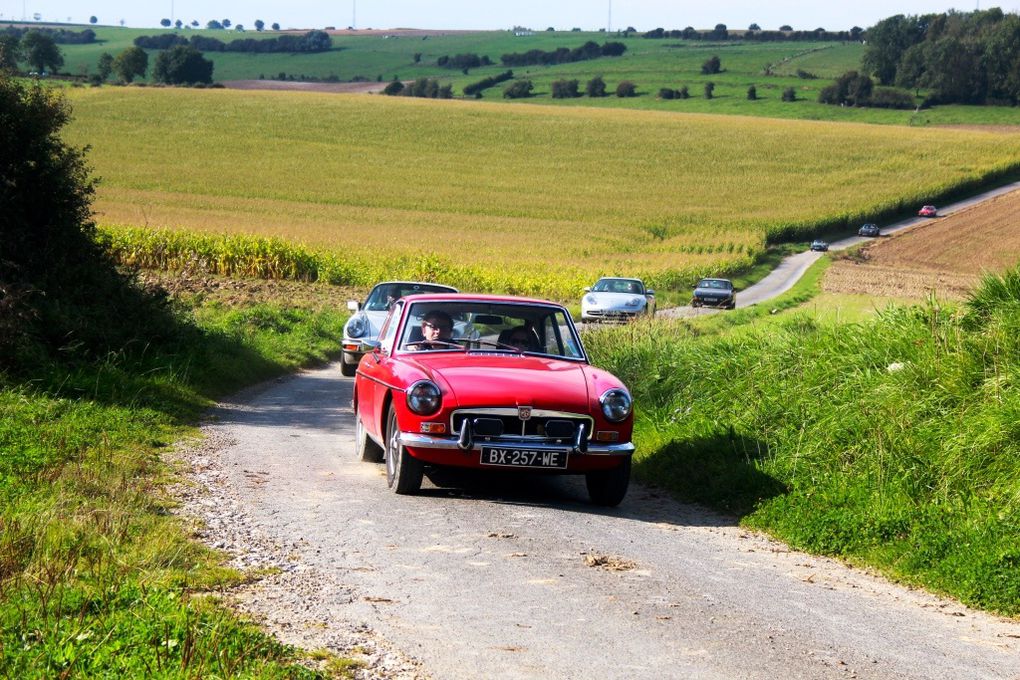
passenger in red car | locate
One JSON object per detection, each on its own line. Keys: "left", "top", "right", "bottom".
{"left": 415, "top": 310, "right": 455, "bottom": 350}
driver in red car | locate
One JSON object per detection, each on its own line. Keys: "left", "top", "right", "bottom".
{"left": 415, "top": 310, "right": 455, "bottom": 350}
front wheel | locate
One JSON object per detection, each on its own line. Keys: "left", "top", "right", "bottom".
{"left": 340, "top": 354, "right": 357, "bottom": 377}
{"left": 385, "top": 405, "right": 424, "bottom": 494}
{"left": 355, "top": 402, "right": 383, "bottom": 463}
{"left": 585, "top": 457, "right": 631, "bottom": 507}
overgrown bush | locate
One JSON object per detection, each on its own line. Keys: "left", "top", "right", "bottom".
{"left": 503, "top": 79, "right": 534, "bottom": 99}
{"left": 153, "top": 45, "right": 214, "bottom": 85}
{"left": 658, "top": 87, "right": 675, "bottom": 100}
{"left": 616, "top": 80, "right": 637, "bottom": 97}
{"left": 704, "top": 81, "right": 715, "bottom": 98}
{"left": 551, "top": 78, "right": 580, "bottom": 98}
{"left": 869, "top": 87, "right": 916, "bottom": 109}
{"left": 382, "top": 80, "right": 404, "bottom": 95}
{"left": 463, "top": 69, "right": 513, "bottom": 96}
{"left": 701, "top": 55, "right": 721, "bottom": 74}
{"left": 782, "top": 86, "right": 797, "bottom": 101}
{"left": 586, "top": 75, "right": 606, "bottom": 97}
{"left": 747, "top": 85, "right": 757, "bottom": 100}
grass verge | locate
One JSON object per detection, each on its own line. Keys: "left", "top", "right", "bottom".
{"left": 585, "top": 264, "right": 1020, "bottom": 617}
{"left": 0, "top": 295, "right": 354, "bottom": 677}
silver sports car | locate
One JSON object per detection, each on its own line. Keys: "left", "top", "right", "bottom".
{"left": 581, "top": 277, "right": 656, "bottom": 322}
{"left": 341, "top": 281, "right": 457, "bottom": 375}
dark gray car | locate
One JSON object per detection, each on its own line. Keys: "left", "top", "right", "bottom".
{"left": 691, "top": 278, "right": 736, "bottom": 309}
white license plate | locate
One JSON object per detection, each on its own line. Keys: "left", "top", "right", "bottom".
{"left": 480, "top": 447, "right": 569, "bottom": 469}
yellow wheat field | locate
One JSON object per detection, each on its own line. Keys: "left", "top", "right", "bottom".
{"left": 64, "top": 87, "right": 1020, "bottom": 292}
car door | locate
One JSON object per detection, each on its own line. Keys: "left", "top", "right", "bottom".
{"left": 359, "top": 301, "right": 404, "bottom": 440}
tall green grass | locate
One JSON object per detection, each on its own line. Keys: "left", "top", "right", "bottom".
{"left": 0, "top": 301, "right": 351, "bottom": 677}
{"left": 585, "top": 266, "right": 1020, "bottom": 616}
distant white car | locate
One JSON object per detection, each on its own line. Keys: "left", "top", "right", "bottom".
{"left": 341, "top": 281, "right": 457, "bottom": 376}
{"left": 581, "top": 277, "right": 656, "bottom": 322}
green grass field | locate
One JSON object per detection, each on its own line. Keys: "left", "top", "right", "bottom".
{"left": 62, "top": 87, "right": 1020, "bottom": 298}
{"left": 42, "top": 25, "right": 1020, "bottom": 125}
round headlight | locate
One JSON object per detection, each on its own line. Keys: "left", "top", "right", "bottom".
{"left": 627, "top": 297, "right": 642, "bottom": 307}
{"left": 346, "top": 315, "right": 366, "bottom": 338}
{"left": 600, "top": 388, "right": 632, "bottom": 423}
{"left": 407, "top": 380, "right": 442, "bottom": 415}
{"left": 585, "top": 295, "right": 598, "bottom": 305}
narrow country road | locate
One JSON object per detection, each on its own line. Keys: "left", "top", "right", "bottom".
{"left": 180, "top": 365, "right": 1020, "bottom": 680}
{"left": 660, "top": 180, "right": 1020, "bottom": 318}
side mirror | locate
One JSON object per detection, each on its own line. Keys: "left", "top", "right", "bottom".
{"left": 646, "top": 289, "right": 655, "bottom": 296}
{"left": 347, "top": 300, "right": 360, "bottom": 313}
{"left": 583, "top": 287, "right": 591, "bottom": 293}
{"left": 359, "top": 339, "right": 381, "bottom": 353}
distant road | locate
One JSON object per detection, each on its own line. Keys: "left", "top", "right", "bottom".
{"left": 660, "top": 179, "right": 1020, "bottom": 317}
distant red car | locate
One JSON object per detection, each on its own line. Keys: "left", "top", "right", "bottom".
{"left": 918, "top": 205, "right": 938, "bottom": 217}
{"left": 352, "top": 293, "right": 635, "bottom": 506}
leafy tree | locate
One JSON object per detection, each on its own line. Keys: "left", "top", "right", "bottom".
{"left": 222, "top": 19, "right": 232, "bottom": 29}
{"left": 701, "top": 55, "right": 721, "bottom": 74}
{"left": 413, "top": 52, "right": 422, "bottom": 63}
{"left": 153, "top": 45, "right": 213, "bottom": 84}
{"left": 780, "top": 25, "right": 793, "bottom": 31}
{"left": 677, "top": 85, "right": 689, "bottom": 99}
{"left": 89, "top": 16, "right": 98, "bottom": 24}
{"left": 747, "top": 85, "right": 757, "bottom": 100}
{"left": 658, "top": 87, "right": 675, "bottom": 99}
{"left": 0, "top": 75, "right": 172, "bottom": 366}
{"left": 207, "top": 20, "right": 223, "bottom": 30}
{"left": 862, "top": 14, "right": 925, "bottom": 85}
{"left": 160, "top": 18, "right": 171, "bottom": 27}
{"left": 254, "top": 19, "right": 265, "bottom": 32}
{"left": 503, "top": 79, "right": 533, "bottom": 98}
{"left": 0, "top": 34, "right": 19, "bottom": 72}
{"left": 615, "top": 80, "right": 636, "bottom": 97}
{"left": 782, "top": 86, "right": 797, "bottom": 101}
{"left": 22, "top": 31, "right": 63, "bottom": 74}
{"left": 272, "top": 23, "right": 280, "bottom": 31}
{"left": 96, "top": 52, "right": 113, "bottom": 81}
{"left": 113, "top": 46, "right": 148, "bottom": 83}
{"left": 235, "top": 25, "right": 244, "bottom": 31}
{"left": 382, "top": 80, "right": 404, "bottom": 95}
{"left": 585, "top": 75, "right": 606, "bottom": 97}
{"left": 749, "top": 23, "right": 761, "bottom": 31}
{"left": 175, "top": 20, "right": 183, "bottom": 29}
{"left": 191, "top": 20, "right": 199, "bottom": 28}
{"left": 704, "top": 81, "right": 715, "bottom": 98}
{"left": 710, "top": 23, "right": 728, "bottom": 40}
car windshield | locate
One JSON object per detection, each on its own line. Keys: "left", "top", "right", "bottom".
{"left": 364, "top": 283, "right": 455, "bottom": 312}
{"left": 399, "top": 301, "right": 584, "bottom": 359}
{"left": 697, "top": 279, "right": 732, "bottom": 290}
{"left": 591, "top": 279, "right": 644, "bottom": 294}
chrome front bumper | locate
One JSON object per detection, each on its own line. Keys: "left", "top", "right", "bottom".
{"left": 399, "top": 432, "right": 634, "bottom": 457}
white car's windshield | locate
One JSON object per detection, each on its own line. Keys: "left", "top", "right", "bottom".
{"left": 591, "top": 279, "right": 644, "bottom": 295}
{"left": 399, "top": 301, "right": 584, "bottom": 359}
{"left": 364, "top": 283, "right": 455, "bottom": 312}
{"left": 697, "top": 279, "right": 732, "bottom": 290}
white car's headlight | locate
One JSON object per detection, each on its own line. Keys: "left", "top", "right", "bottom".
{"left": 346, "top": 315, "right": 366, "bottom": 338}
{"left": 407, "top": 380, "right": 442, "bottom": 415}
{"left": 585, "top": 295, "right": 598, "bottom": 305}
{"left": 600, "top": 388, "right": 632, "bottom": 422}
{"left": 627, "top": 297, "right": 642, "bottom": 307}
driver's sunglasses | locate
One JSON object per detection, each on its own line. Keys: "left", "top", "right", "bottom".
{"left": 422, "top": 321, "right": 450, "bottom": 332}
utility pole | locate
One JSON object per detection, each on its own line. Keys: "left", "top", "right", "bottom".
{"left": 353, "top": 0, "right": 357, "bottom": 29}
{"left": 608, "top": 0, "right": 612, "bottom": 33}
{"left": 171, "top": 0, "right": 175, "bottom": 24}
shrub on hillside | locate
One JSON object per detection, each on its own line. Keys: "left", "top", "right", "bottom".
{"left": 782, "top": 87, "right": 797, "bottom": 101}
{"left": 503, "top": 79, "right": 534, "bottom": 99}
{"left": 586, "top": 75, "right": 606, "bottom": 97}
{"left": 153, "top": 46, "right": 214, "bottom": 85}
{"left": 658, "top": 87, "right": 675, "bottom": 100}
{"left": 747, "top": 85, "right": 757, "bottom": 100}
{"left": 701, "top": 55, "right": 722, "bottom": 74}
{"left": 463, "top": 69, "right": 514, "bottom": 96}
{"left": 551, "top": 78, "right": 580, "bottom": 98}
{"left": 616, "top": 80, "right": 637, "bottom": 97}
{"left": 704, "top": 81, "right": 715, "bottom": 98}
{"left": 382, "top": 80, "right": 405, "bottom": 95}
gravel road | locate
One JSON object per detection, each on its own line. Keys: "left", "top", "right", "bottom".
{"left": 176, "top": 364, "right": 1020, "bottom": 680}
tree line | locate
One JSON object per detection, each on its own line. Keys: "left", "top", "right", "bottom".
{"left": 1, "top": 25, "right": 97, "bottom": 44}
{"left": 133, "top": 30, "right": 331, "bottom": 54}
{"left": 642, "top": 25, "right": 864, "bottom": 42}
{"left": 500, "top": 41, "right": 626, "bottom": 67}
{"left": 862, "top": 8, "right": 1020, "bottom": 105}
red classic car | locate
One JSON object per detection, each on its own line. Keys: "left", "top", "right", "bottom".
{"left": 918, "top": 205, "right": 938, "bottom": 217}
{"left": 351, "top": 293, "right": 635, "bottom": 506}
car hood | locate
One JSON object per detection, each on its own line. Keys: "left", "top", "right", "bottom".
{"left": 403, "top": 353, "right": 594, "bottom": 412}
{"left": 584, "top": 292, "right": 647, "bottom": 310}
{"left": 694, "top": 287, "right": 733, "bottom": 297}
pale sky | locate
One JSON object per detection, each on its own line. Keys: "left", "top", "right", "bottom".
{"left": 1, "top": 1, "right": 1013, "bottom": 32}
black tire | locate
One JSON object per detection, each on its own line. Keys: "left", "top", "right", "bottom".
{"left": 385, "top": 405, "right": 424, "bottom": 494}
{"left": 340, "top": 354, "right": 357, "bottom": 377}
{"left": 585, "top": 457, "right": 631, "bottom": 507}
{"left": 727, "top": 302, "right": 736, "bottom": 310}
{"left": 355, "top": 402, "right": 384, "bottom": 463}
